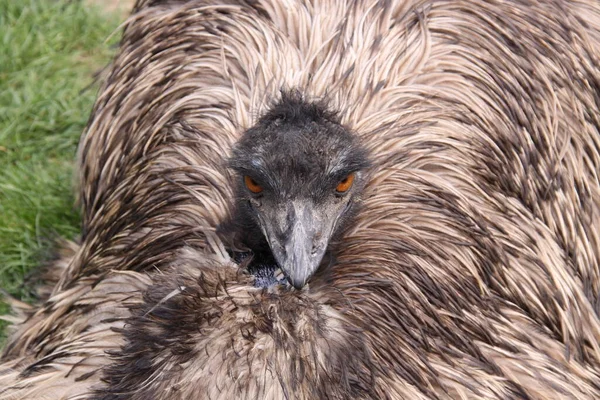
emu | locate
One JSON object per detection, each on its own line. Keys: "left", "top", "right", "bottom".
{"left": 2, "top": 0, "right": 600, "bottom": 399}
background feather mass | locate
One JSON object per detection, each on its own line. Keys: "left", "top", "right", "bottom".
{"left": 1, "top": 0, "right": 600, "bottom": 399}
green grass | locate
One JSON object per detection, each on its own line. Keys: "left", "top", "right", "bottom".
{"left": 0, "top": 0, "right": 122, "bottom": 340}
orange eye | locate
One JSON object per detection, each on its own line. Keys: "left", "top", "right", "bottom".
{"left": 244, "top": 176, "right": 263, "bottom": 194}
{"left": 336, "top": 173, "right": 355, "bottom": 193}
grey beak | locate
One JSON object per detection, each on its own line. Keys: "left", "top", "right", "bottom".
{"left": 262, "top": 201, "right": 333, "bottom": 289}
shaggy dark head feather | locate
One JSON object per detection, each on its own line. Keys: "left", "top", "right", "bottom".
{"left": 223, "top": 91, "right": 370, "bottom": 289}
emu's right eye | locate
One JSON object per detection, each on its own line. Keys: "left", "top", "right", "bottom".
{"left": 244, "top": 176, "right": 263, "bottom": 194}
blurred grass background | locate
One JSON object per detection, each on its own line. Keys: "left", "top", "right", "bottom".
{"left": 0, "top": 0, "right": 128, "bottom": 341}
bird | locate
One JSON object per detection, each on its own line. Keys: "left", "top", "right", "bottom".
{"left": 1, "top": 0, "right": 600, "bottom": 399}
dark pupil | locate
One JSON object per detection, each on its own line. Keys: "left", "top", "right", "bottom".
{"left": 340, "top": 177, "right": 348, "bottom": 183}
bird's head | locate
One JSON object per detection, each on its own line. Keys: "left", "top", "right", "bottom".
{"left": 229, "top": 93, "right": 369, "bottom": 289}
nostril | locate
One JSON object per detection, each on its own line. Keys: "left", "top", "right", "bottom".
{"left": 311, "top": 240, "right": 321, "bottom": 256}
{"left": 311, "top": 232, "right": 323, "bottom": 255}
{"left": 276, "top": 230, "right": 288, "bottom": 242}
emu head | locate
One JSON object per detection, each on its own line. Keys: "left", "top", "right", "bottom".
{"left": 229, "top": 93, "right": 369, "bottom": 289}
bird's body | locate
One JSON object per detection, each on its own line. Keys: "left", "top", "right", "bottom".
{"left": 2, "top": 0, "right": 600, "bottom": 399}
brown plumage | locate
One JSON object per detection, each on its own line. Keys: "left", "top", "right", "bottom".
{"left": 2, "top": 0, "right": 600, "bottom": 398}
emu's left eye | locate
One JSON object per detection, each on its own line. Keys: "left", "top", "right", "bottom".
{"left": 244, "top": 176, "right": 264, "bottom": 194}
{"left": 336, "top": 173, "right": 355, "bottom": 193}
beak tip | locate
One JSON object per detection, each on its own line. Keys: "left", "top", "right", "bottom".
{"left": 287, "top": 275, "right": 307, "bottom": 290}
